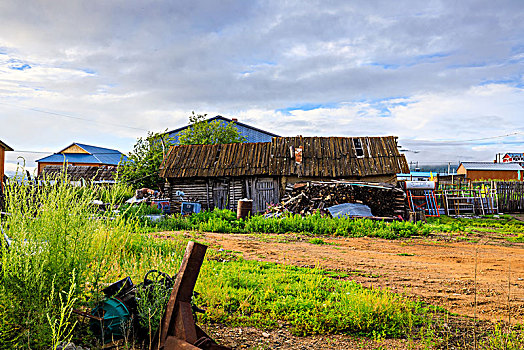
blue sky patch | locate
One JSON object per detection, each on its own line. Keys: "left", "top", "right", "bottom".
{"left": 366, "top": 62, "right": 400, "bottom": 70}
{"left": 9, "top": 63, "right": 31, "bottom": 70}
{"left": 276, "top": 102, "right": 340, "bottom": 115}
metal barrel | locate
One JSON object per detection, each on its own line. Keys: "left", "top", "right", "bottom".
{"left": 237, "top": 199, "right": 253, "bottom": 219}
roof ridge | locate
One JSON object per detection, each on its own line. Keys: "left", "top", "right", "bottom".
{"left": 165, "top": 115, "right": 280, "bottom": 137}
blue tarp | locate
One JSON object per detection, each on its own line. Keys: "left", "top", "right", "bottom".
{"left": 327, "top": 203, "right": 374, "bottom": 218}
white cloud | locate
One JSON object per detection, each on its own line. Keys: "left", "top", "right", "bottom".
{"left": 0, "top": 0, "right": 523, "bottom": 172}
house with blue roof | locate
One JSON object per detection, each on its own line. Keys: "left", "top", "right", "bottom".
{"left": 36, "top": 143, "right": 127, "bottom": 175}
{"left": 166, "top": 116, "right": 280, "bottom": 144}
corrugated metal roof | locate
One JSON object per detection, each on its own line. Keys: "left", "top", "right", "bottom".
{"left": 73, "top": 143, "right": 123, "bottom": 155}
{"left": 460, "top": 162, "right": 523, "bottom": 171}
{"left": 0, "top": 139, "right": 13, "bottom": 151}
{"left": 36, "top": 142, "right": 126, "bottom": 165}
{"left": 160, "top": 136, "right": 409, "bottom": 178}
{"left": 166, "top": 115, "right": 280, "bottom": 144}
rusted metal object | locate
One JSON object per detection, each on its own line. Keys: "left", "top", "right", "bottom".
{"left": 153, "top": 241, "right": 231, "bottom": 350}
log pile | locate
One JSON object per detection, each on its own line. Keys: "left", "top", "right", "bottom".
{"left": 270, "top": 181, "right": 407, "bottom": 218}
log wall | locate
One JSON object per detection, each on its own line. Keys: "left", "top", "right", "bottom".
{"left": 167, "top": 176, "right": 279, "bottom": 214}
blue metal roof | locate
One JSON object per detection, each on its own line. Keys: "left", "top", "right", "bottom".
{"left": 166, "top": 116, "right": 280, "bottom": 144}
{"left": 36, "top": 143, "right": 126, "bottom": 166}
{"left": 460, "top": 162, "right": 523, "bottom": 171}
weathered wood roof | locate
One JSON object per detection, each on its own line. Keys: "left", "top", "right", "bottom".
{"left": 160, "top": 136, "right": 409, "bottom": 178}
{"left": 38, "top": 165, "right": 118, "bottom": 182}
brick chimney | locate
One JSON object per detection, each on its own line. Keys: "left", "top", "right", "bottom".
{"left": 232, "top": 118, "right": 238, "bottom": 122}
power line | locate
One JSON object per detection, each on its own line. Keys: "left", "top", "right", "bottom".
{"left": 0, "top": 101, "right": 148, "bottom": 132}
{"left": 400, "top": 131, "right": 524, "bottom": 144}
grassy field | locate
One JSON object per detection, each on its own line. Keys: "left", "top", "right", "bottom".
{"left": 1, "top": 178, "right": 522, "bottom": 349}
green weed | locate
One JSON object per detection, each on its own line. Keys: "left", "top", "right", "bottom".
{"left": 309, "top": 238, "right": 326, "bottom": 245}
{"left": 148, "top": 209, "right": 431, "bottom": 239}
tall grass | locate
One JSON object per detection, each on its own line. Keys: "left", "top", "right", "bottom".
{"left": 0, "top": 173, "right": 136, "bottom": 348}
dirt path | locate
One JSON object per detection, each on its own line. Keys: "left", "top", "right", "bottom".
{"left": 179, "top": 232, "right": 524, "bottom": 324}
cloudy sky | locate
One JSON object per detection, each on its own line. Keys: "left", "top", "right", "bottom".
{"left": 1, "top": 0, "right": 523, "bottom": 174}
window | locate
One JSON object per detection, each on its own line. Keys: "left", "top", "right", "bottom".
{"left": 353, "top": 138, "right": 364, "bottom": 158}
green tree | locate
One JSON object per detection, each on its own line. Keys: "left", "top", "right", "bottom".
{"left": 118, "top": 131, "right": 172, "bottom": 190}
{"left": 178, "top": 112, "right": 246, "bottom": 145}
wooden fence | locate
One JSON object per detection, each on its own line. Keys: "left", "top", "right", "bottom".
{"left": 437, "top": 181, "right": 524, "bottom": 214}
{"left": 494, "top": 181, "right": 524, "bottom": 213}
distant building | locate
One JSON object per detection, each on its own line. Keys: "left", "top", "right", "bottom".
{"left": 35, "top": 143, "right": 126, "bottom": 175}
{"left": 457, "top": 162, "right": 523, "bottom": 181}
{"left": 501, "top": 153, "right": 524, "bottom": 166}
{"left": 166, "top": 116, "right": 280, "bottom": 144}
{"left": 0, "top": 139, "right": 13, "bottom": 188}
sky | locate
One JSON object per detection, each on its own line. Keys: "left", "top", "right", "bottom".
{"left": 1, "top": 0, "right": 523, "bottom": 175}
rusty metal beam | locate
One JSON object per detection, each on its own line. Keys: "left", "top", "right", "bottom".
{"left": 164, "top": 336, "right": 200, "bottom": 350}
{"left": 154, "top": 241, "right": 208, "bottom": 349}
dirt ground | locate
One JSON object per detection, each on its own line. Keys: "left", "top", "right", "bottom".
{"left": 178, "top": 231, "right": 524, "bottom": 324}
{"left": 156, "top": 229, "right": 524, "bottom": 349}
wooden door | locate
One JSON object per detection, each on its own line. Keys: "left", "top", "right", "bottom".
{"left": 212, "top": 180, "right": 230, "bottom": 209}
{"left": 252, "top": 177, "right": 279, "bottom": 212}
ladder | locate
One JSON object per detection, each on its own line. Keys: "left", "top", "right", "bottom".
{"left": 407, "top": 189, "right": 440, "bottom": 217}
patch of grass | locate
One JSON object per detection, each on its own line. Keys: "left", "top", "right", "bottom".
{"left": 396, "top": 253, "right": 415, "bottom": 256}
{"left": 428, "top": 216, "right": 524, "bottom": 234}
{"left": 309, "top": 238, "right": 327, "bottom": 245}
{"left": 146, "top": 209, "right": 431, "bottom": 240}
{"left": 196, "top": 259, "right": 428, "bottom": 338}
{"left": 480, "top": 324, "right": 524, "bottom": 349}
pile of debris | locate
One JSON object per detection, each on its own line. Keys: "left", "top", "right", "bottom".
{"left": 271, "top": 181, "right": 407, "bottom": 219}
{"left": 126, "top": 188, "right": 170, "bottom": 213}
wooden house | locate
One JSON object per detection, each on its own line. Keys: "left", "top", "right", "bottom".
{"left": 166, "top": 116, "right": 280, "bottom": 144}
{"left": 38, "top": 165, "right": 118, "bottom": 184}
{"left": 0, "top": 139, "right": 13, "bottom": 189}
{"left": 457, "top": 162, "right": 523, "bottom": 181}
{"left": 160, "top": 136, "right": 409, "bottom": 212}
{"left": 36, "top": 143, "right": 126, "bottom": 175}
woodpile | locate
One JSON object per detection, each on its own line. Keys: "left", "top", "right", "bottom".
{"left": 271, "top": 181, "right": 407, "bottom": 218}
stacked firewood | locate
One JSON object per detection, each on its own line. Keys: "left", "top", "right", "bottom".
{"left": 270, "top": 181, "right": 407, "bottom": 218}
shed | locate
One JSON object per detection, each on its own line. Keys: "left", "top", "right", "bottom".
{"left": 35, "top": 143, "right": 126, "bottom": 175}
{"left": 166, "top": 116, "right": 280, "bottom": 144}
{"left": 0, "top": 139, "right": 13, "bottom": 189}
{"left": 38, "top": 165, "right": 118, "bottom": 184}
{"left": 457, "top": 162, "right": 523, "bottom": 181}
{"left": 160, "top": 136, "right": 409, "bottom": 213}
